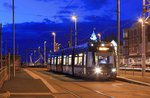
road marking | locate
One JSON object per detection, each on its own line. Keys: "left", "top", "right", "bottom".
{"left": 11, "top": 92, "right": 52, "bottom": 96}
{"left": 24, "top": 69, "right": 58, "bottom": 93}
{"left": 112, "top": 83, "right": 124, "bottom": 87}
{"left": 95, "top": 90, "right": 115, "bottom": 98}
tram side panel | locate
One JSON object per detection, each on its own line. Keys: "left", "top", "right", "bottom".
{"left": 86, "top": 52, "right": 94, "bottom": 78}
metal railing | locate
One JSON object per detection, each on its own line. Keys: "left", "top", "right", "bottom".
{"left": 0, "top": 66, "right": 8, "bottom": 88}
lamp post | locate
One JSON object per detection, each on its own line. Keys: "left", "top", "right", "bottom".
{"left": 12, "top": 0, "right": 16, "bottom": 77}
{"left": 44, "top": 41, "right": 46, "bottom": 65}
{"left": 97, "top": 33, "right": 101, "bottom": 42}
{"left": 72, "top": 15, "right": 77, "bottom": 46}
{"left": 52, "top": 32, "right": 56, "bottom": 52}
{"left": 0, "top": 24, "right": 2, "bottom": 70}
{"left": 139, "top": 18, "right": 146, "bottom": 76}
{"left": 117, "top": 0, "right": 120, "bottom": 75}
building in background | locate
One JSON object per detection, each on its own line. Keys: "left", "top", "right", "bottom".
{"left": 122, "top": 22, "right": 150, "bottom": 67}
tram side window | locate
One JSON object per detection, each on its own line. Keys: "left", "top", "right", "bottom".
{"left": 63, "top": 56, "right": 66, "bottom": 65}
{"left": 75, "top": 55, "right": 78, "bottom": 65}
{"left": 57, "top": 56, "right": 62, "bottom": 65}
{"left": 51, "top": 57, "right": 54, "bottom": 64}
{"left": 48, "top": 58, "right": 50, "bottom": 64}
{"left": 74, "top": 53, "right": 83, "bottom": 65}
{"left": 69, "top": 55, "right": 72, "bottom": 65}
{"left": 84, "top": 54, "right": 86, "bottom": 66}
{"left": 66, "top": 56, "right": 69, "bottom": 65}
{"left": 63, "top": 55, "right": 69, "bottom": 65}
{"left": 54, "top": 57, "right": 57, "bottom": 65}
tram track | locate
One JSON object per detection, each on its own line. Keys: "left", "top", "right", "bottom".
{"left": 71, "top": 82, "right": 115, "bottom": 98}
{"left": 30, "top": 69, "right": 82, "bottom": 98}
{"left": 31, "top": 68, "right": 115, "bottom": 98}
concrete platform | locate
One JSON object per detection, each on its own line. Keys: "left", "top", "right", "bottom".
{"left": 0, "top": 69, "right": 54, "bottom": 98}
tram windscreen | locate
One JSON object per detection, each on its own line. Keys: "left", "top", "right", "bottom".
{"left": 95, "top": 53, "right": 114, "bottom": 65}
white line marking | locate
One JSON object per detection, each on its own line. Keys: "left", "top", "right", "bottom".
{"left": 95, "top": 90, "right": 115, "bottom": 98}
{"left": 24, "top": 69, "right": 58, "bottom": 93}
{"left": 11, "top": 92, "right": 52, "bottom": 96}
{"left": 112, "top": 83, "right": 124, "bottom": 87}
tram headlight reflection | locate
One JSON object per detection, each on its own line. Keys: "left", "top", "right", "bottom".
{"left": 112, "top": 68, "right": 116, "bottom": 72}
{"left": 94, "top": 67, "right": 102, "bottom": 74}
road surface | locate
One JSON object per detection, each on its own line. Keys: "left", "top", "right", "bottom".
{"left": 24, "top": 68, "right": 150, "bottom": 98}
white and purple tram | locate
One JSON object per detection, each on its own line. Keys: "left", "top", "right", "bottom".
{"left": 48, "top": 41, "right": 117, "bottom": 80}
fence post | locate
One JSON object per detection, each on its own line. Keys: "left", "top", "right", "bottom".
{"left": 7, "top": 49, "right": 10, "bottom": 79}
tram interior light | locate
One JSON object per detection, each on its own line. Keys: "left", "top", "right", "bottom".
{"left": 112, "top": 68, "right": 116, "bottom": 72}
{"left": 94, "top": 67, "right": 102, "bottom": 74}
{"left": 98, "top": 47, "right": 109, "bottom": 51}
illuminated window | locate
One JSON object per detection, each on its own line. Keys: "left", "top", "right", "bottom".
{"left": 66, "top": 56, "right": 69, "bottom": 65}
{"left": 75, "top": 56, "right": 78, "bottom": 65}
{"left": 51, "top": 58, "right": 54, "bottom": 64}
{"left": 84, "top": 54, "right": 86, "bottom": 66}
{"left": 57, "top": 56, "right": 62, "bottom": 65}
{"left": 78, "top": 56, "right": 82, "bottom": 65}
{"left": 74, "top": 53, "right": 83, "bottom": 65}
{"left": 54, "top": 57, "right": 57, "bottom": 65}
{"left": 69, "top": 55, "right": 72, "bottom": 65}
{"left": 79, "top": 53, "right": 83, "bottom": 56}
{"left": 63, "top": 56, "right": 66, "bottom": 65}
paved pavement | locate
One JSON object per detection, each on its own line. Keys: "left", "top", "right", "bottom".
{"left": 0, "top": 68, "right": 150, "bottom": 98}
{"left": 0, "top": 68, "right": 54, "bottom": 98}
{"left": 118, "top": 70, "right": 150, "bottom": 86}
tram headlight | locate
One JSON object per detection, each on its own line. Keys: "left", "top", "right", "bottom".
{"left": 101, "top": 43, "right": 105, "bottom": 46}
{"left": 90, "top": 43, "right": 94, "bottom": 47}
{"left": 112, "top": 68, "right": 116, "bottom": 72}
{"left": 94, "top": 67, "right": 102, "bottom": 74}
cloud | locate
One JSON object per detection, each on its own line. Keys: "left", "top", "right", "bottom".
{"left": 59, "top": 10, "right": 72, "bottom": 14}
{"left": 84, "top": 15, "right": 113, "bottom": 22}
{"left": 3, "top": 2, "right": 13, "bottom": 9}
{"left": 81, "top": 0, "right": 108, "bottom": 10}
{"left": 43, "top": 18, "right": 55, "bottom": 24}
{"left": 53, "top": 15, "right": 70, "bottom": 23}
{"left": 2, "top": 18, "right": 133, "bottom": 62}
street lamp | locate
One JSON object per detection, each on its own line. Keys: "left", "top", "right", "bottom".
{"left": 97, "top": 33, "right": 101, "bottom": 42}
{"left": 44, "top": 41, "right": 47, "bottom": 65}
{"left": 138, "top": 18, "right": 146, "bottom": 76}
{"left": 52, "top": 32, "right": 56, "bottom": 52}
{"left": 12, "top": 0, "right": 16, "bottom": 77}
{"left": 72, "top": 15, "right": 77, "bottom": 46}
{"left": 117, "top": 0, "right": 120, "bottom": 75}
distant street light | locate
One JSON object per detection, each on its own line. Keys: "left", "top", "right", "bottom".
{"left": 72, "top": 15, "right": 77, "bottom": 46}
{"left": 52, "top": 32, "right": 56, "bottom": 52}
{"left": 44, "top": 41, "right": 47, "bottom": 65}
{"left": 97, "top": 33, "right": 101, "bottom": 42}
{"left": 38, "top": 46, "right": 40, "bottom": 50}
{"left": 138, "top": 18, "right": 143, "bottom": 23}
{"left": 138, "top": 18, "right": 146, "bottom": 76}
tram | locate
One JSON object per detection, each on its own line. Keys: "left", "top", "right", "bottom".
{"left": 48, "top": 41, "right": 117, "bottom": 80}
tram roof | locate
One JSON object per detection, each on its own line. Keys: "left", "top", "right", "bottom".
{"left": 51, "top": 41, "right": 114, "bottom": 55}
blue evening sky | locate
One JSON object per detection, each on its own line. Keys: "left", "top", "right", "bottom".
{"left": 0, "top": 0, "right": 142, "bottom": 61}
{"left": 1, "top": 0, "right": 141, "bottom": 24}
